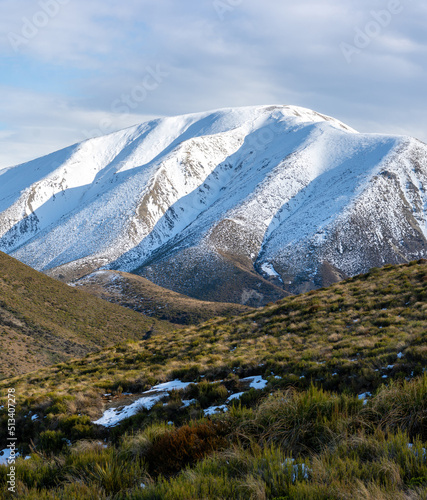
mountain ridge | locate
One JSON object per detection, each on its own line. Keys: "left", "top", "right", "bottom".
{"left": 72, "top": 268, "right": 253, "bottom": 323}
{"left": 1, "top": 105, "right": 426, "bottom": 303}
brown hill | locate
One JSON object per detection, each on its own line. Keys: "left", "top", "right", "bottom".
{"left": 72, "top": 269, "right": 252, "bottom": 325}
{"left": 0, "top": 252, "right": 174, "bottom": 378}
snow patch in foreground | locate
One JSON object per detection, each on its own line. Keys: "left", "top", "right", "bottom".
{"left": 93, "top": 395, "right": 164, "bottom": 427}
{"left": 241, "top": 375, "right": 268, "bottom": 390}
{"left": 358, "top": 392, "right": 372, "bottom": 405}
{"left": 227, "top": 392, "right": 245, "bottom": 402}
{"left": 283, "top": 458, "right": 310, "bottom": 482}
{"left": 408, "top": 443, "right": 427, "bottom": 459}
{"left": 94, "top": 376, "right": 269, "bottom": 427}
{"left": 93, "top": 380, "right": 192, "bottom": 428}
{"left": 0, "top": 448, "right": 15, "bottom": 465}
{"left": 150, "top": 380, "right": 191, "bottom": 392}
{"left": 203, "top": 404, "right": 228, "bottom": 416}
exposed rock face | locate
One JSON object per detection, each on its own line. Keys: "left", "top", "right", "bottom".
{"left": 1, "top": 105, "right": 426, "bottom": 303}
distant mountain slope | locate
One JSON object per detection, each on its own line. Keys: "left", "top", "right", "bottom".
{"left": 0, "top": 251, "right": 174, "bottom": 378}
{"left": 73, "top": 269, "right": 253, "bottom": 324}
{"left": 1, "top": 105, "right": 427, "bottom": 302}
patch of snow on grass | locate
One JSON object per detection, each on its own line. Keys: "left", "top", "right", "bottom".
{"left": 241, "top": 375, "right": 268, "bottom": 389}
{"left": 408, "top": 443, "right": 427, "bottom": 460}
{"left": 150, "top": 380, "right": 192, "bottom": 392}
{"left": 283, "top": 458, "right": 310, "bottom": 482}
{"left": 227, "top": 392, "right": 245, "bottom": 402}
{"left": 93, "top": 394, "right": 163, "bottom": 427}
{"left": 358, "top": 392, "right": 372, "bottom": 405}
{"left": 94, "top": 379, "right": 192, "bottom": 427}
{"left": 0, "top": 448, "right": 29, "bottom": 465}
{"left": 0, "top": 448, "right": 14, "bottom": 465}
{"left": 181, "top": 399, "right": 197, "bottom": 408}
{"left": 203, "top": 404, "right": 228, "bottom": 416}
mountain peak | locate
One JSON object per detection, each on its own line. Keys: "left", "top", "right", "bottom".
{"left": 0, "top": 106, "right": 426, "bottom": 303}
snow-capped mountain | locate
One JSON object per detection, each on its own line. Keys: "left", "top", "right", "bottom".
{"left": 1, "top": 105, "right": 427, "bottom": 303}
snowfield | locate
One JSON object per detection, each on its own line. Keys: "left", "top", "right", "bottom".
{"left": 94, "top": 376, "right": 270, "bottom": 427}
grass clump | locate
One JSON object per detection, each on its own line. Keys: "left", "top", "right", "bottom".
{"left": 2, "top": 379, "right": 427, "bottom": 498}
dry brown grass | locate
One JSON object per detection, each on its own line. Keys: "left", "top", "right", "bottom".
{"left": 0, "top": 251, "right": 175, "bottom": 378}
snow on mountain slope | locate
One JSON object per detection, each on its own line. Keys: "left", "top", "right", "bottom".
{"left": 0, "top": 105, "right": 426, "bottom": 303}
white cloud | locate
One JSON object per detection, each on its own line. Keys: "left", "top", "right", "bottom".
{"left": 0, "top": 0, "right": 426, "bottom": 168}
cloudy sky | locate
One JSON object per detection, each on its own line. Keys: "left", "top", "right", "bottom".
{"left": 0, "top": 0, "right": 426, "bottom": 169}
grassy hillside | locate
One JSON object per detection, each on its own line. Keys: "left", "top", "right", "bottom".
{"left": 73, "top": 269, "right": 252, "bottom": 325}
{"left": 0, "top": 252, "right": 175, "bottom": 378}
{"left": 1, "top": 259, "right": 427, "bottom": 499}
{"left": 5, "top": 259, "right": 427, "bottom": 397}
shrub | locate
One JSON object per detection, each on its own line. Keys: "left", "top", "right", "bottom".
{"left": 119, "top": 422, "right": 173, "bottom": 460}
{"left": 184, "top": 381, "right": 229, "bottom": 408}
{"left": 39, "top": 430, "right": 66, "bottom": 454}
{"left": 59, "top": 415, "right": 95, "bottom": 441}
{"left": 146, "top": 421, "right": 228, "bottom": 476}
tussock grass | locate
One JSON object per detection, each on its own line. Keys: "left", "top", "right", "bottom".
{"left": 231, "top": 386, "right": 363, "bottom": 455}
{"left": 2, "top": 378, "right": 427, "bottom": 498}
{"left": 1, "top": 260, "right": 427, "bottom": 498}
{"left": 4, "top": 260, "right": 426, "bottom": 402}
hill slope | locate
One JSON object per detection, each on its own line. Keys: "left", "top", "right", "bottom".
{"left": 1, "top": 260, "right": 427, "bottom": 499}
{"left": 0, "top": 251, "right": 175, "bottom": 378}
{"left": 73, "top": 269, "right": 252, "bottom": 324}
{"left": 1, "top": 105, "right": 427, "bottom": 303}
{"left": 3, "top": 259, "right": 426, "bottom": 400}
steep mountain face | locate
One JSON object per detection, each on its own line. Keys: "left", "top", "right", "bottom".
{"left": 1, "top": 105, "right": 427, "bottom": 302}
